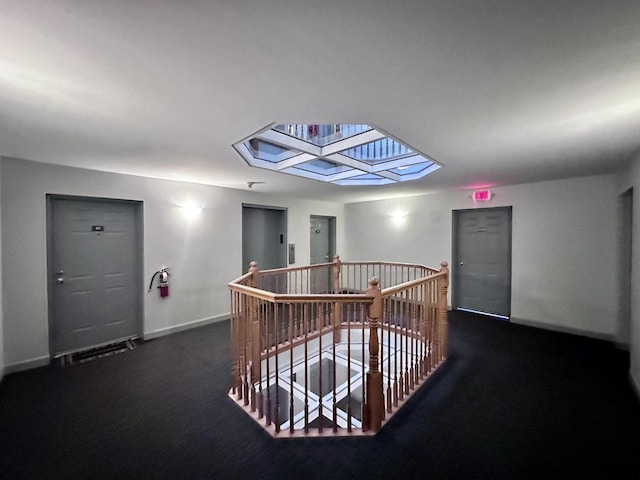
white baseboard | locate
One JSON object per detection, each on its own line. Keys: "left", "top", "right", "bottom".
{"left": 510, "top": 317, "right": 614, "bottom": 342}
{"left": 2, "top": 315, "right": 230, "bottom": 375}
{"left": 144, "top": 313, "right": 229, "bottom": 340}
{"left": 5, "top": 355, "right": 50, "bottom": 375}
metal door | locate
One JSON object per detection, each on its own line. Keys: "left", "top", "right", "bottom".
{"left": 453, "top": 207, "right": 512, "bottom": 318}
{"left": 618, "top": 188, "right": 633, "bottom": 345}
{"left": 242, "top": 205, "right": 287, "bottom": 293}
{"left": 242, "top": 205, "right": 287, "bottom": 271}
{"left": 310, "top": 216, "right": 335, "bottom": 293}
{"left": 48, "top": 197, "right": 142, "bottom": 355}
{"left": 310, "top": 216, "right": 334, "bottom": 264}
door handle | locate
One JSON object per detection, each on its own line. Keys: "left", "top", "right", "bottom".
{"left": 459, "top": 261, "right": 465, "bottom": 266}
{"left": 56, "top": 277, "right": 64, "bottom": 284}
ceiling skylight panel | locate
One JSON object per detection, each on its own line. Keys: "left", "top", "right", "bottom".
{"left": 232, "top": 123, "right": 441, "bottom": 186}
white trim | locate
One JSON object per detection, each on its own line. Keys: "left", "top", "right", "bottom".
{"left": 457, "top": 307, "right": 509, "bottom": 321}
{"left": 3, "top": 315, "right": 230, "bottom": 374}
{"left": 5, "top": 355, "right": 50, "bottom": 374}
{"left": 511, "top": 317, "right": 615, "bottom": 342}
{"left": 143, "top": 313, "right": 229, "bottom": 340}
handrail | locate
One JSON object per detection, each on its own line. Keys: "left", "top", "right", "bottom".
{"left": 228, "top": 256, "right": 449, "bottom": 437}
{"left": 341, "top": 260, "right": 439, "bottom": 272}
{"left": 228, "top": 271, "right": 254, "bottom": 285}
{"left": 228, "top": 282, "right": 374, "bottom": 304}
{"left": 249, "top": 259, "right": 440, "bottom": 278}
{"left": 257, "top": 262, "right": 334, "bottom": 275}
{"left": 381, "top": 269, "right": 447, "bottom": 297}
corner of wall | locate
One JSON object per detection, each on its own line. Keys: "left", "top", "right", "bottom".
{"left": 0, "top": 156, "right": 4, "bottom": 383}
{"left": 620, "top": 151, "right": 640, "bottom": 406}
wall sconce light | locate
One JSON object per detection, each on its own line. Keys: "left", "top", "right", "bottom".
{"left": 391, "top": 210, "right": 407, "bottom": 226}
{"left": 182, "top": 203, "right": 203, "bottom": 219}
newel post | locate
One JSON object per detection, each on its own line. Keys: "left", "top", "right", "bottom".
{"left": 364, "top": 277, "right": 384, "bottom": 432}
{"left": 248, "top": 261, "right": 262, "bottom": 411}
{"left": 332, "top": 255, "right": 341, "bottom": 293}
{"left": 437, "top": 262, "right": 449, "bottom": 361}
{"left": 332, "top": 255, "right": 342, "bottom": 344}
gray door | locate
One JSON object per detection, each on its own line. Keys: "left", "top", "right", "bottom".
{"left": 49, "top": 197, "right": 141, "bottom": 355}
{"left": 618, "top": 188, "right": 633, "bottom": 346}
{"left": 310, "top": 216, "right": 335, "bottom": 293}
{"left": 310, "top": 216, "right": 335, "bottom": 265}
{"left": 242, "top": 205, "right": 287, "bottom": 272}
{"left": 453, "top": 207, "right": 512, "bottom": 318}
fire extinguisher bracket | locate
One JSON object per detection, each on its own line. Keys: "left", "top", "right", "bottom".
{"left": 148, "top": 267, "right": 170, "bottom": 297}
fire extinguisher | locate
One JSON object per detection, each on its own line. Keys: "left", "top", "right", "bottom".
{"left": 148, "top": 267, "right": 170, "bottom": 297}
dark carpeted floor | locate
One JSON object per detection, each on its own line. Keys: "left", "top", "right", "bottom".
{"left": 1, "top": 310, "right": 639, "bottom": 479}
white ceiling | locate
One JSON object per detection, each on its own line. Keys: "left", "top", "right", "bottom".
{"left": 1, "top": 0, "right": 639, "bottom": 203}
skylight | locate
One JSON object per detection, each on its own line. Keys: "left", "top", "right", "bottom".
{"left": 233, "top": 124, "right": 441, "bottom": 186}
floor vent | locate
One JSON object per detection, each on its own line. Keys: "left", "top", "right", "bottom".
{"left": 56, "top": 339, "right": 138, "bottom": 367}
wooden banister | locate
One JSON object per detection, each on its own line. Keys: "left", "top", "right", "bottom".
{"left": 380, "top": 270, "right": 448, "bottom": 297}
{"left": 438, "top": 262, "right": 449, "bottom": 359}
{"left": 332, "top": 256, "right": 342, "bottom": 344}
{"left": 364, "top": 277, "right": 384, "bottom": 432}
{"left": 228, "top": 257, "right": 449, "bottom": 437}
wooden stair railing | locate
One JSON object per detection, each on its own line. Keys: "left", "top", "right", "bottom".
{"left": 228, "top": 256, "right": 449, "bottom": 436}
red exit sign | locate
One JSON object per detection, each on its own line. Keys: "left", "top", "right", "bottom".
{"left": 472, "top": 189, "right": 492, "bottom": 202}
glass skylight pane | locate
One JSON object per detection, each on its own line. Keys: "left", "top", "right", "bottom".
{"left": 389, "top": 161, "right": 434, "bottom": 175}
{"left": 334, "top": 173, "right": 395, "bottom": 186}
{"left": 234, "top": 123, "right": 440, "bottom": 186}
{"left": 273, "top": 124, "right": 372, "bottom": 147}
{"left": 295, "top": 159, "right": 352, "bottom": 176}
{"left": 340, "top": 138, "right": 413, "bottom": 163}
{"left": 245, "top": 139, "right": 300, "bottom": 163}
{"left": 350, "top": 173, "right": 383, "bottom": 180}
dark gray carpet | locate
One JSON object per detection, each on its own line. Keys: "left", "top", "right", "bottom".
{"left": 1, "top": 310, "right": 639, "bottom": 479}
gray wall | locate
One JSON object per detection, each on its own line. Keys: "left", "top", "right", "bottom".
{"left": 344, "top": 174, "right": 621, "bottom": 340}
{"left": 1, "top": 157, "right": 344, "bottom": 372}
{"left": 619, "top": 154, "right": 640, "bottom": 396}
{"left": 3, "top": 154, "right": 635, "bottom": 395}
{"left": 0, "top": 160, "right": 3, "bottom": 381}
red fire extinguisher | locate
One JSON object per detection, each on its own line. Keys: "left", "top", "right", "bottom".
{"left": 148, "top": 267, "right": 170, "bottom": 297}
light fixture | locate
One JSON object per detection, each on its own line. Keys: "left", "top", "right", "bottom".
{"left": 391, "top": 210, "right": 407, "bottom": 225}
{"left": 182, "top": 203, "right": 203, "bottom": 219}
